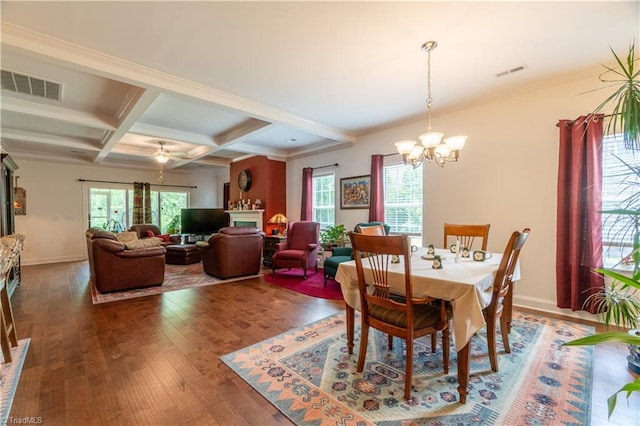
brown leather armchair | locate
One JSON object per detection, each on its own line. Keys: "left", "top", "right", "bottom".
{"left": 272, "top": 221, "right": 320, "bottom": 279}
{"left": 129, "top": 224, "right": 181, "bottom": 247}
{"left": 198, "top": 226, "right": 264, "bottom": 279}
{"left": 86, "top": 228, "right": 167, "bottom": 293}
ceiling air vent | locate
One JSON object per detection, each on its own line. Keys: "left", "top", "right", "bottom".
{"left": 1, "top": 69, "right": 62, "bottom": 101}
{"left": 495, "top": 65, "right": 527, "bottom": 78}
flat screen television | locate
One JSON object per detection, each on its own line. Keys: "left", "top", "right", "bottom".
{"left": 180, "top": 208, "right": 228, "bottom": 235}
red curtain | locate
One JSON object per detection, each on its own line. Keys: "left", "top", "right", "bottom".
{"left": 143, "top": 183, "right": 152, "bottom": 223}
{"left": 132, "top": 182, "right": 144, "bottom": 224}
{"left": 556, "top": 114, "right": 604, "bottom": 312}
{"left": 369, "top": 154, "right": 384, "bottom": 222}
{"left": 300, "top": 167, "right": 313, "bottom": 220}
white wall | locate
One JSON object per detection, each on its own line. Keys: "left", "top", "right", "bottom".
{"left": 286, "top": 66, "right": 608, "bottom": 321}
{"left": 11, "top": 158, "right": 228, "bottom": 265}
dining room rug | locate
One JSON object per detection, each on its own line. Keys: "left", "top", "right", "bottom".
{"left": 0, "top": 338, "right": 30, "bottom": 425}
{"left": 91, "top": 262, "right": 261, "bottom": 304}
{"left": 221, "top": 312, "right": 594, "bottom": 425}
{"left": 263, "top": 268, "right": 343, "bottom": 300}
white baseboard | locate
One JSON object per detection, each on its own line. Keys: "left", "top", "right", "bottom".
{"left": 513, "top": 294, "right": 601, "bottom": 324}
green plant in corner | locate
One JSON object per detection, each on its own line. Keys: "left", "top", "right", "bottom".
{"left": 165, "top": 214, "right": 181, "bottom": 234}
{"left": 564, "top": 269, "right": 640, "bottom": 418}
{"left": 319, "top": 224, "right": 348, "bottom": 250}
{"left": 564, "top": 42, "right": 640, "bottom": 418}
{"left": 591, "top": 43, "right": 640, "bottom": 150}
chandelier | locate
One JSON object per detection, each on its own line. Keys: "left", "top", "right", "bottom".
{"left": 155, "top": 141, "right": 170, "bottom": 184}
{"left": 395, "top": 41, "right": 467, "bottom": 168}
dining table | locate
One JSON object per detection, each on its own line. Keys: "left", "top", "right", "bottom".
{"left": 334, "top": 246, "right": 520, "bottom": 404}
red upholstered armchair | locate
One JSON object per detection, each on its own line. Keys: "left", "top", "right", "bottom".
{"left": 271, "top": 221, "right": 320, "bottom": 279}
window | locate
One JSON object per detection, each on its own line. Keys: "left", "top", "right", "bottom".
{"left": 602, "top": 134, "right": 640, "bottom": 266}
{"left": 384, "top": 163, "right": 423, "bottom": 239}
{"left": 87, "top": 183, "right": 189, "bottom": 233}
{"left": 312, "top": 173, "right": 335, "bottom": 229}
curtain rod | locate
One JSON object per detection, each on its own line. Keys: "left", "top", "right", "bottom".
{"left": 77, "top": 179, "right": 197, "bottom": 189}
{"left": 556, "top": 113, "right": 614, "bottom": 127}
{"left": 312, "top": 163, "right": 339, "bottom": 170}
{"left": 383, "top": 153, "right": 399, "bottom": 157}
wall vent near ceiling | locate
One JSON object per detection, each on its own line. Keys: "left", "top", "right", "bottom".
{"left": 1, "top": 69, "right": 62, "bottom": 101}
{"left": 495, "top": 65, "right": 527, "bottom": 78}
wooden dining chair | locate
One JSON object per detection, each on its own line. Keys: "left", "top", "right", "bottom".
{"left": 349, "top": 232, "right": 450, "bottom": 400}
{"left": 483, "top": 228, "right": 530, "bottom": 372}
{"left": 443, "top": 223, "right": 490, "bottom": 251}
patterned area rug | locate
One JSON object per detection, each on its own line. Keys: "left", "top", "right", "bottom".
{"left": 91, "top": 262, "right": 261, "bottom": 304}
{"left": 221, "top": 312, "right": 593, "bottom": 425}
{"left": 0, "top": 338, "right": 30, "bottom": 425}
{"left": 264, "top": 268, "right": 343, "bottom": 300}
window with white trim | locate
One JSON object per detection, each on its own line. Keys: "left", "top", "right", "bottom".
{"left": 384, "top": 163, "right": 423, "bottom": 239}
{"left": 312, "top": 173, "right": 335, "bottom": 230}
{"left": 602, "top": 134, "right": 640, "bottom": 266}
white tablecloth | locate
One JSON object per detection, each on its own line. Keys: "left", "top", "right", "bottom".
{"left": 335, "top": 247, "right": 520, "bottom": 351}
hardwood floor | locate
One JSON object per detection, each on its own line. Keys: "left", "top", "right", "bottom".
{"left": 7, "top": 261, "right": 639, "bottom": 425}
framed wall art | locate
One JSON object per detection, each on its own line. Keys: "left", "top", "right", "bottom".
{"left": 340, "top": 175, "right": 370, "bottom": 209}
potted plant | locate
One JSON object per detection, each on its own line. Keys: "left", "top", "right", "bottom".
{"left": 320, "top": 224, "right": 348, "bottom": 251}
{"left": 564, "top": 42, "right": 640, "bottom": 418}
{"left": 565, "top": 269, "right": 640, "bottom": 418}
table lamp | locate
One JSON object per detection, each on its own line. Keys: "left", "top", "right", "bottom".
{"left": 268, "top": 213, "right": 289, "bottom": 236}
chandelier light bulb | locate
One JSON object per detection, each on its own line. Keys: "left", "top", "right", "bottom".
{"left": 394, "top": 140, "right": 417, "bottom": 155}
{"left": 420, "top": 131, "right": 444, "bottom": 148}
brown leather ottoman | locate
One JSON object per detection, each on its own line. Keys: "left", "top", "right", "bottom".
{"left": 165, "top": 244, "right": 200, "bottom": 265}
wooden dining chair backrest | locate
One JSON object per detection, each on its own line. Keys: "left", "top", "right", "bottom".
{"left": 443, "top": 223, "right": 490, "bottom": 250}
{"left": 483, "top": 227, "right": 530, "bottom": 372}
{"left": 486, "top": 228, "right": 530, "bottom": 318}
{"left": 349, "top": 232, "right": 450, "bottom": 400}
{"left": 355, "top": 223, "right": 386, "bottom": 236}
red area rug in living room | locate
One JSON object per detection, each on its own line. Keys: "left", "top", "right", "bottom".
{"left": 263, "top": 268, "right": 343, "bottom": 300}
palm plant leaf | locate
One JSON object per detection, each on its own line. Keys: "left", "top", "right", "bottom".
{"left": 593, "top": 44, "right": 640, "bottom": 150}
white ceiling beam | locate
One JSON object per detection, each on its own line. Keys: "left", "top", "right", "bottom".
{"left": 214, "top": 118, "right": 272, "bottom": 147}
{"left": 0, "top": 128, "right": 99, "bottom": 151}
{"left": 1, "top": 97, "right": 117, "bottom": 130}
{"left": 129, "top": 123, "right": 217, "bottom": 146}
{"left": 1, "top": 23, "right": 356, "bottom": 144}
{"left": 93, "top": 87, "right": 159, "bottom": 163}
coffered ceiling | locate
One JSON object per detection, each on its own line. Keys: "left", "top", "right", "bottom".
{"left": 0, "top": 1, "right": 638, "bottom": 172}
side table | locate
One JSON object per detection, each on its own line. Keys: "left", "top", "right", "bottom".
{"left": 263, "top": 235, "right": 286, "bottom": 267}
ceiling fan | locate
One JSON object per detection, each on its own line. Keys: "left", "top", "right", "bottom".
{"left": 153, "top": 141, "right": 190, "bottom": 164}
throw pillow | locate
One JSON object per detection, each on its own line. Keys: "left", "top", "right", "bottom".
{"left": 125, "top": 238, "right": 162, "bottom": 250}
{"left": 157, "top": 234, "right": 171, "bottom": 242}
{"left": 116, "top": 231, "right": 138, "bottom": 243}
{"left": 146, "top": 230, "right": 156, "bottom": 238}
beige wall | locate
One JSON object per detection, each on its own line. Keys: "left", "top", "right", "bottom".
{"left": 12, "top": 158, "right": 228, "bottom": 266}
{"left": 286, "top": 66, "right": 608, "bottom": 321}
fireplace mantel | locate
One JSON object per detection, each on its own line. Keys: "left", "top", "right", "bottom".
{"left": 225, "top": 209, "right": 265, "bottom": 230}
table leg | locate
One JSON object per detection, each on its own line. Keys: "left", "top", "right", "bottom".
{"left": 456, "top": 342, "right": 470, "bottom": 404}
{"left": 345, "top": 303, "right": 354, "bottom": 355}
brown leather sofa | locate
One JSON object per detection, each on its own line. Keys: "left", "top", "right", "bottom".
{"left": 86, "top": 228, "right": 167, "bottom": 293}
{"left": 198, "top": 226, "right": 264, "bottom": 279}
{"left": 129, "top": 224, "right": 181, "bottom": 247}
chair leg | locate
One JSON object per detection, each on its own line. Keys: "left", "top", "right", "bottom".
{"left": 487, "top": 318, "right": 499, "bottom": 372}
{"left": 356, "top": 323, "right": 369, "bottom": 373}
{"left": 324, "top": 274, "right": 328, "bottom": 287}
{"left": 431, "top": 332, "right": 437, "bottom": 353}
{"left": 387, "top": 334, "right": 393, "bottom": 350}
{"left": 442, "top": 327, "right": 450, "bottom": 374}
{"left": 501, "top": 315, "right": 511, "bottom": 354}
{"left": 404, "top": 335, "right": 413, "bottom": 400}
